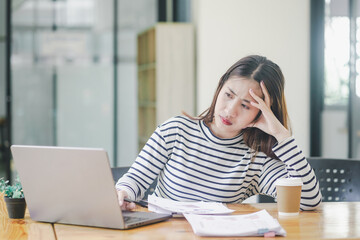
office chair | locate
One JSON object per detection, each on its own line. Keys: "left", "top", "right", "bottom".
{"left": 111, "top": 167, "right": 157, "bottom": 200}
{"left": 258, "top": 194, "right": 276, "bottom": 203}
{"left": 307, "top": 157, "right": 360, "bottom": 202}
{"left": 258, "top": 157, "right": 360, "bottom": 203}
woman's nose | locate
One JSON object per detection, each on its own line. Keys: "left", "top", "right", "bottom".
{"left": 225, "top": 102, "right": 238, "bottom": 118}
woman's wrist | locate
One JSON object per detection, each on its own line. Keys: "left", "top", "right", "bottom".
{"left": 273, "top": 128, "right": 291, "bottom": 143}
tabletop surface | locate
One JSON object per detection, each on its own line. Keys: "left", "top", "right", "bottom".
{"left": 1, "top": 195, "right": 360, "bottom": 240}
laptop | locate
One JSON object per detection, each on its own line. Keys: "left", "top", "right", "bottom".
{"left": 10, "top": 145, "right": 172, "bottom": 229}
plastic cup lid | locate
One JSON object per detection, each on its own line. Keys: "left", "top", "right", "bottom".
{"left": 275, "top": 178, "right": 303, "bottom": 186}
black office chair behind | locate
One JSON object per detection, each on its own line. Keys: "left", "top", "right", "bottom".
{"left": 258, "top": 157, "right": 360, "bottom": 203}
{"left": 307, "top": 157, "right": 360, "bottom": 202}
{"left": 111, "top": 167, "right": 157, "bottom": 200}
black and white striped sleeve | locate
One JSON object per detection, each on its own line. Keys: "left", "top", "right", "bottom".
{"left": 258, "top": 136, "right": 322, "bottom": 210}
{"left": 115, "top": 126, "right": 169, "bottom": 200}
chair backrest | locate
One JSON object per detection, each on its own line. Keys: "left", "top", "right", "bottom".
{"left": 111, "top": 167, "right": 157, "bottom": 200}
{"left": 307, "top": 157, "right": 360, "bottom": 202}
{"left": 111, "top": 167, "right": 130, "bottom": 182}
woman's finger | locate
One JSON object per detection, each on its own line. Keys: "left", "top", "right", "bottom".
{"left": 249, "top": 88, "right": 276, "bottom": 126}
{"left": 249, "top": 89, "right": 265, "bottom": 109}
{"left": 121, "top": 201, "right": 136, "bottom": 211}
{"left": 260, "top": 81, "right": 271, "bottom": 107}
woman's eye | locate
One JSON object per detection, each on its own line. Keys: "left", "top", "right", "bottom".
{"left": 242, "top": 104, "right": 250, "bottom": 110}
{"left": 225, "top": 92, "right": 232, "bottom": 98}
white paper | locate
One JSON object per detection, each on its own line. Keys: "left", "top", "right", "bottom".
{"left": 184, "top": 209, "right": 286, "bottom": 237}
{"left": 147, "top": 195, "right": 234, "bottom": 216}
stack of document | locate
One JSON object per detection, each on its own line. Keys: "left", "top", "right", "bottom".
{"left": 147, "top": 196, "right": 286, "bottom": 237}
{"left": 147, "top": 195, "right": 234, "bottom": 215}
{"left": 184, "top": 210, "right": 286, "bottom": 237}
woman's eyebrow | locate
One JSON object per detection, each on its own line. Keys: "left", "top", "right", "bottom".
{"left": 227, "top": 87, "right": 251, "bottom": 103}
{"left": 227, "top": 87, "right": 237, "bottom": 96}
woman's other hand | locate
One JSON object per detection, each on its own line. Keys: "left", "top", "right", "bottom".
{"left": 117, "top": 189, "right": 136, "bottom": 211}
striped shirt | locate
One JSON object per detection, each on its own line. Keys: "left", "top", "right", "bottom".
{"left": 116, "top": 116, "right": 322, "bottom": 210}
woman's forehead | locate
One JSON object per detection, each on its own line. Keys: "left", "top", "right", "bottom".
{"left": 225, "top": 77, "right": 261, "bottom": 90}
{"left": 223, "top": 77, "right": 263, "bottom": 98}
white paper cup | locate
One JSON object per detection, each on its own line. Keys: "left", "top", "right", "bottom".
{"left": 275, "top": 178, "right": 303, "bottom": 216}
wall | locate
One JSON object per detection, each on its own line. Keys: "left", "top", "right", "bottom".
{"left": 193, "top": 0, "right": 310, "bottom": 155}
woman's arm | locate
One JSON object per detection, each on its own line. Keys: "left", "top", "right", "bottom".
{"left": 248, "top": 82, "right": 321, "bottom": 209}
{"left": 115, "top": 125, "right": 169, "bottom": 201}
{"left": 258, "top": 136, "right": 322, "bottom": 210}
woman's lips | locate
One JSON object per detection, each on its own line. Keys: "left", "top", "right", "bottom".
{"left": 220, "top": 116, "right": 232, "bottom": 126}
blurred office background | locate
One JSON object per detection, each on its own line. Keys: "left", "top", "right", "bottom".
{"left": 0, "top": 0, "right": 359, "bottom": 184}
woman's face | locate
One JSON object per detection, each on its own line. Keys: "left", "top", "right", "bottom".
{"left": 210, "top": 76, "right": 263, "bottom": 139}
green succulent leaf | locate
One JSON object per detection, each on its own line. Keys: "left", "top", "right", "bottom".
{"left": 12, "top": 191, "right": 22, "bottom": 198}
{"left": 0, "top": 176, "right": 24, "bottom": 199}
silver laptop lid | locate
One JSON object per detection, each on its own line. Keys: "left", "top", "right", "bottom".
{"left": 11, "top": 145, "right": 125, "bottom": 229}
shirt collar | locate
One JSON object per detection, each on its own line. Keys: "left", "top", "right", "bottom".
{"left": 198, "top": 119, "right": 244, "bottom": 147}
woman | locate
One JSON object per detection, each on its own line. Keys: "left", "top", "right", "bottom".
{"left": 116, "top": 55, "right": 322, "bottom": 211}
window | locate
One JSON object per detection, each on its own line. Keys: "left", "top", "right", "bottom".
{"left": 324, "top": 0, "right": 349, "bottom": 106}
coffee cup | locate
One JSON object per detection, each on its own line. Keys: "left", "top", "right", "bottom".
{"left": 275, "top": 178, "right": 303, "bottom": 216}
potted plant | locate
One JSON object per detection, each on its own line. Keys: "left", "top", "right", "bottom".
{"left": 0, "top": 177, "right": 26, "bottom": 219}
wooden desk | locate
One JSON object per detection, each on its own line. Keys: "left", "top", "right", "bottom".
{"left": 54, "top": 202, "right": 360, "bottom": 240}
{"left": 0, "top": 195, "right": 55, "bottom": 240}
{"left": 1, "top": 198, "right": 360, "bottom": 239}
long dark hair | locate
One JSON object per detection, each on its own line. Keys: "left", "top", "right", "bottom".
{"left": 188, "top": 55, "right": 289, "bottom": 159}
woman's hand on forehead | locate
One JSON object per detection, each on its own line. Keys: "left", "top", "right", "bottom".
{"left": 247, "top": 81, "right": 290, "bottom": 142}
